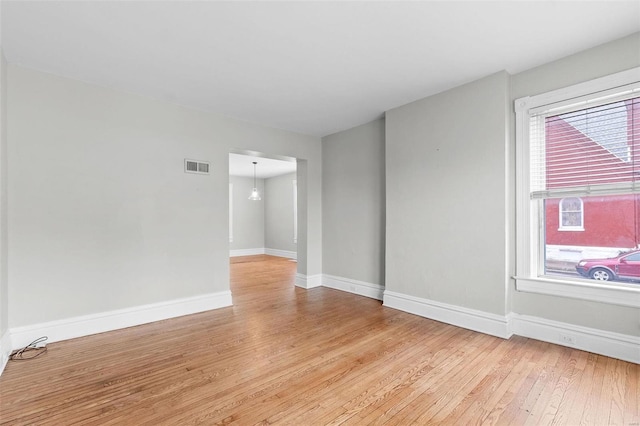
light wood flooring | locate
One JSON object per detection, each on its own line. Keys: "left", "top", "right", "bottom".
{"left": 0, "top": 255, "right": 638, "bottom": 425}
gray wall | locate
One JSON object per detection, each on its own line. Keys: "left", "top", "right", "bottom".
{"left": 0, "top": 49, "right": 7, "bottom": 339}
{"left": 380, "top": 33, "right": 639, "bottom": 335}
{"left": 385, "top": 71, "right": 510, "bottom": 315}
{"left": 7, "top": 65, "right": 322, "bottom": 327}
{"left": 4, "top": 26, "right": 637, "bottom": 343}
{"left": 265, "top": 172, "right": 297, "bottom": 253}
{"left": 322, "top": 119, "right": 385, "bottom": 285}
{"left": 229, "top": 176, "right": 265, "bottom": 250}
{"left": 510, "top": 33, "right": 640, "bottom": 336}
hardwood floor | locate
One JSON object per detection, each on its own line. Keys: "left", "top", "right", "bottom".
{"left": 0, "top": 255, "right": 637, "bottom": 425}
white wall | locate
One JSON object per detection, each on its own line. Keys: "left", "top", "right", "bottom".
{"left": 385, "top": 71, "right": 510, "bottom": 316}
{"left": 265, "top": 172, "right": 297, "bottom": 253}
{"left": 6, "top": 65, "right": 322, "bottom": 328}
{"left": 510, "top": 33, "right": 640, "bottom": 336}
{"left": 295, "top": 158, "right": 321, "bottom": 277}
{"left": 379, "top": 33, "right": 639, "bottom": 341}
{"left": 229, "top": 172, "right": 296, "bottom": 255}
{"left": 0, "top": 49, "right": 8, "bottom": 341}
{"left": 5, "top": 25, "right": 636, "bottom": 362}
{"left": 322, "top": 119, "right": 385, "bottom": 286}
{"left": 229, "top": 176, "right": 265, "bottom": 250}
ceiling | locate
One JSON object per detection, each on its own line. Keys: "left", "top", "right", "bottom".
{"left": 2, "top": 1, "right": 640, "bottom": 137}
{"left": 229, "top": 153, "right": 295, "bottom": 178}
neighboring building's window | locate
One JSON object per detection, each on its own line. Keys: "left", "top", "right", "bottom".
{"left": 558, "top": 197, "right": 584, "bottom": 231}
{"left": 515, "top": 67, "right": 640, "bottom": 307}
{"left": 229, "top": 183, "right": 233, "bottom": 243}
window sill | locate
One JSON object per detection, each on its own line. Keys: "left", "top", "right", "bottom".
{"left": 514, "top": 276, "right": 640, "bottom": 308}
{"left": 558, "top": 227, "right": 584, "bottom": 232}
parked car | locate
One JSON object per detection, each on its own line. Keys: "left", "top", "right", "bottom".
{"left": 575, "top": 250, "right": 640, "bottom": 282}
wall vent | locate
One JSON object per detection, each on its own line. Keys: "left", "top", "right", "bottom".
{"left": 185, "top": 159, "right": 210, "bottom": 175}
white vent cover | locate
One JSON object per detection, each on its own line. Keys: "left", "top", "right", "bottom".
{"left": 185, "top": 159, "right": 210, "bottom": 175}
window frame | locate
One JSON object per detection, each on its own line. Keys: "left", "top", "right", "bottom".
{"left": 515, "top": 67, "right": 640, "bottom": 308}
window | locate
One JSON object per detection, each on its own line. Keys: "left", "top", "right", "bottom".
{"left": 558, "top": 197, "right": 583, "bottom": 231}
{"left": 624, "top": 252, "right": 640, "bottom": 262}
{"left": 515, "top": 67, "right": 640, "bottom": 307}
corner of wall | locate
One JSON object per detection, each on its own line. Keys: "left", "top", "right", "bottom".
{"left": 0, "top": 329, "right": 11, "bottom": 376}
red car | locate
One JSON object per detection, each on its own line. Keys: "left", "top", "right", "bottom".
{"left": 575, "top": 250, "right": 640, "bottom": 282}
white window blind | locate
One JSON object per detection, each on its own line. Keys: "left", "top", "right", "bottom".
{"left": 530, "top": 88, "right": 640, "bottom": 199}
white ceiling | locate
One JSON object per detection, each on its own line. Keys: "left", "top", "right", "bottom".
{"left": 2, "top": 1, "right": 640, "bottom": 137}
{"left": 229, "top": 153, "right": 296, "bottom": 178}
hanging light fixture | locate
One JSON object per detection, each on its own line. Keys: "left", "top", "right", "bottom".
{"left": 248, "top": 161, "right": 261, "bottom": 200}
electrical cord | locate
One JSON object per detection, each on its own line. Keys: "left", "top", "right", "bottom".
{"left": 9, "top": 336, "right": 48, "bottom": 361}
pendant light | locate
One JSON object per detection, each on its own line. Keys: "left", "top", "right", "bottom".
{"left": 248, "top": 161, "right": 261, "bottom": 200}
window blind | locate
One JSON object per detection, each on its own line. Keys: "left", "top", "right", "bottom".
{"left": 530, "top": 91, "right": 640, "bottom": 199}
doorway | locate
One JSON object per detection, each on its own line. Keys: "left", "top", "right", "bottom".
{"left": 228, "top": 153, "right": 298, "bottom": 262}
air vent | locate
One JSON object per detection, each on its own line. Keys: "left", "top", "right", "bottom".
{"left": 185, "top": 159, "right": 210, "bottom": 175}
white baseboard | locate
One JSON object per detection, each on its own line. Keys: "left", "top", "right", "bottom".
{"left": 0, "top": 330, "right": 11, "bottom": 376}
{"left": 265, "top": 248, "right": 297, "bottom": 259}
{"left": 9, "top": 291, "right": 233, "bottom": 351}
{"left": 230, "top": 248, "right": 265, "bottom": 257}
{"left": 322, "top": 274, "right": 384, "bottom": 300}
{"left": 382, "top": 290, "right": 638, "bottom": 363}
{"left": 295, "top": 273, "right": 322, "bottom": 289}
{"left": 230, "top": 248, "right": 296, "bottom": 259}
{"left": 383, "top": 290, "right": 511, "bottom": 339}
{"left": 510, "top": 313, "right": 640, "bottom": 364}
